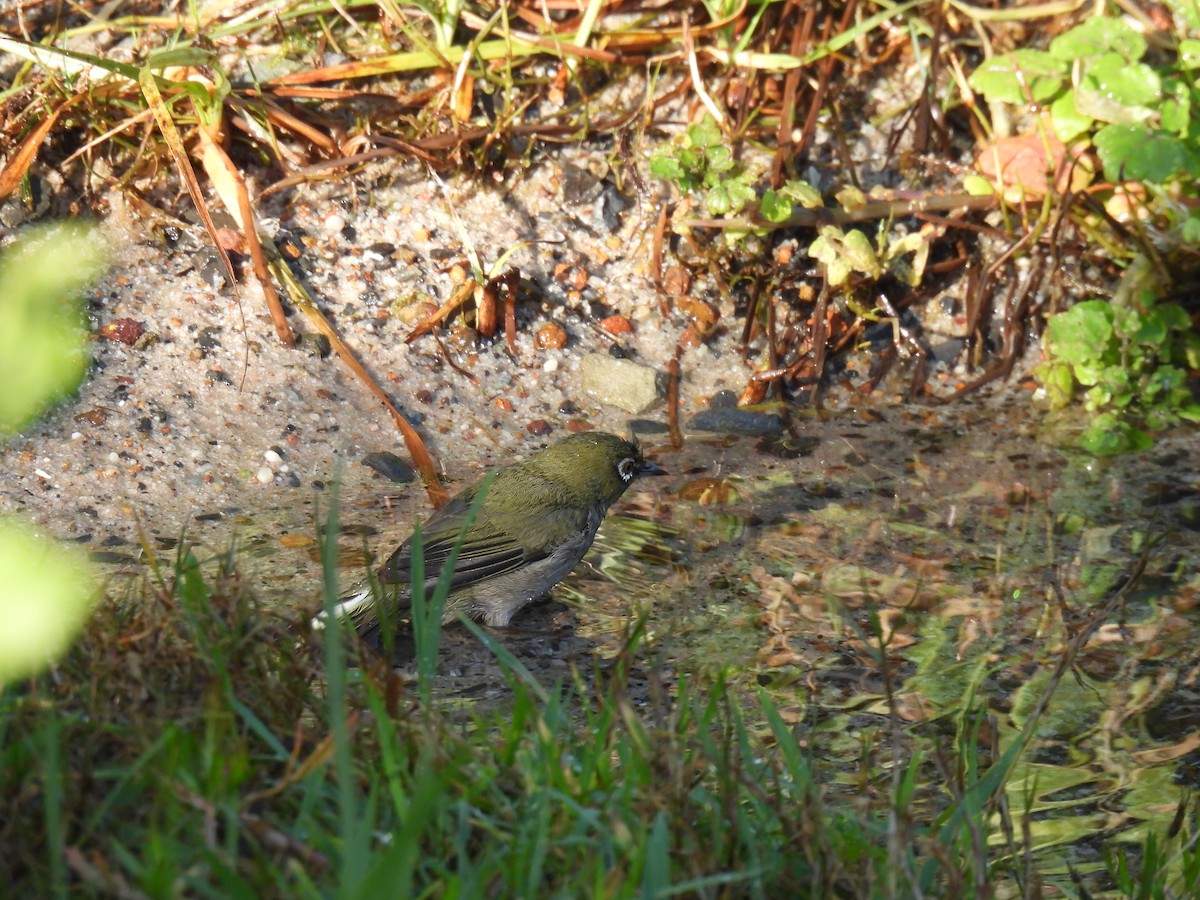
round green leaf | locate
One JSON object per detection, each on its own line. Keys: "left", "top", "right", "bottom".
{"left": 0, "top": 517, "right": 98, "bottom": 684}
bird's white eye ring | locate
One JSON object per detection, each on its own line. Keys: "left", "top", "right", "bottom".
{"left": 618, "top": 457, "right": 637, "bottom": 483}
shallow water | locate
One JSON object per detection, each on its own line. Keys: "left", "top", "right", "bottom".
{"left": 90, "top": 392, "right": 1200, "bottom": 891}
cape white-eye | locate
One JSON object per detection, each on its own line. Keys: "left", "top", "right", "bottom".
{"left": 324, "top": 431, "right": 665, "bottom": 645}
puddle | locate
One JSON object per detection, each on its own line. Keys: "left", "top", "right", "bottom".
{"left": 87, "top": 395, "right": 1200, "bottom": 889}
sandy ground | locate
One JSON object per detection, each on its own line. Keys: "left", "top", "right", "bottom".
{"left": 0, "top": 147, "right": 768, "bottom": 617}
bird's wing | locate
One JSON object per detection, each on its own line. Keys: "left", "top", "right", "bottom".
{"left": 378, "top": 499, "right": 595, "bottom": 590}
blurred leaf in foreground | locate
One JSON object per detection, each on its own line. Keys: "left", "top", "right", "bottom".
{"left": 0, "top": 517, "right": 97, "bottom": 685}
{"left": 0, "top": 222, "right": 107, "bottom": 437}
{"left": 0, "top": 223, "right": 107, "bottom": 682}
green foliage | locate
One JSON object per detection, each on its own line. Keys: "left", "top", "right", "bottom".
{"left": 1037, "top": 298, "right": 1200, "bottom": 454}
{"left": 649, "top": 116, "right": 757, "bottom": 217}
{"left": 0, "top": 223, "right": 106, "bottom": 437}
{"left": 0, "top": 223, "right": 107, "bottom": 686}
{"left": 0, "top": 519, "right": 97, "bottom": 685}
{"left": 760, "top": 179, "right": 823, "bottom": 223}
{"left": 808, "top": 223, "right": 930, "bottom": 288}
{"left": 968, "top": 15, "right": 1200, "bottom": 217}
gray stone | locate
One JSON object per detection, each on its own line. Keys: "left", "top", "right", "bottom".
{"left": 362, "top": 450, "right": 416, "bottom": 484}
{"left": 580, "top": 353, "right": 663, "bottom": 413}
{"left": 689, "top": 408, "right": 783, "bottom": 435}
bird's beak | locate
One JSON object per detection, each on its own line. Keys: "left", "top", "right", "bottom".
{"left": 640, "top": 460, "right": 668, "bottom": 477}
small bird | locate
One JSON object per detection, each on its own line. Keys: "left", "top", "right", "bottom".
{"left": 324, "top": 431, "right": 665, "bottom": 646}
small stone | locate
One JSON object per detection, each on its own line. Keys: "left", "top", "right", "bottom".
{"left": 74, "top": 408, "right": 108, "bottom": 426}
{"left": 678, "top": 298, "right": 720, "bottom": 337}
{"left": 256, "top": 466, "right": 274, "bottom": 484}
{"left": 709, "top": 390, "right": 739, "bottom": 409}
{"left": 565, "top": 419, "right": 594, "bottom": 433}
{"left": 535, "top": 322, "right": 568, "bottom": 350}
{"left": 446, "top": 326, "right": 477, "bottom": 351}
{"left": 662, "top": 264, "right": 691, "bottom": 297}
{"left": 361, "top": 451, "right": 416, "bottom": 484}
{"left": 494, "top": 397, "right": 514, "bottom": 412}
{"left": 689, "top": 408, "right": 784, "bottom": 436}
{"left": 323, "top": 212, "right": 345, "bottom": 234}
{"left": 297, "top": 332, "right": 332, "bottom": 358}
{"left": 197, "top": 326, "right": 222, "bottom": 350}
{"left": 526, "top": 419, "right": 553, "bottom": 436}
{"left": 264, "top": 449, "right": 285, "bottom": 466}
{"left": 543, "top": 358, "right": 559, "bottom": 373}
{"left": 598, "top": 314, "right": 633, "bottom": 335}
{"left": 580, "top": 353, "right": 663, "bottom": 413}
{"left": 99, "top": 318, "right": 144, "bottom": 345}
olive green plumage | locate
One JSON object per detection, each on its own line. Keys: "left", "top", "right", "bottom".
{"left": 329, "top": 432, "right": 665, "bottom": 645}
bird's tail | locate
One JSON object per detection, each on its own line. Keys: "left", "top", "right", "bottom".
{"left": 310, "top": 586, "right": 375, "bottom": 633}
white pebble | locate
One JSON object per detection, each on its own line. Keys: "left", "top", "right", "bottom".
{"left": 323, "top": 213, "right": 346, "bottom": 234}
{"left": 108, "top": 452, "right": 120, "bottom": 463}
{"left": 264, "top": 449, "right": 284, "bottom": 466}
{"left": 256, "top": 466, "right": 274, "bottom": 484}
{"left": 543, "top": 357, "right": 559, "bottom": 373}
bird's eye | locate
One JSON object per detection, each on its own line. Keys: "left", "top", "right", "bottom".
{"left": 617, "top": 457, "right": 637, "bottom": 483}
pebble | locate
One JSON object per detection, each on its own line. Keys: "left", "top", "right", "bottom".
{"left": 689, "top": 408, "right": 784, "bottom": 435}
{"left": 535, "top": 322, "right": 568, "bottom": 350}
{"left": 256, "top": 466, "right": 274, "bottom": 484}
{"left": 264, "top": 449, "right": 284, "bottom": 466}
{"left": 599, "top": 314, "right": 633, "bottom": 335}
{"left": 580, "top": 353, "right": 663, "bottom": 413}
{"left": 98, "top": 318, "right": 145, "bottom": 345}
{"left": 526, "top": 419, "right": 553, "bottom": 436}
{"left": 361, "top": 451, "right": 416, "bottom": 483}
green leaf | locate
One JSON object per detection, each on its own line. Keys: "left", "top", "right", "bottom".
{"left": 1181, "top": 213, "right": 1200, "bottom": 245}
{"left": 1045, "top": 300, "right": 1114, "bottom": 367}
{"left": 1156, "top": 303, "right": 1191, "bottom": 331}
{"left": 967, "top": 50, "right": 1067, "bottom": 105}
{"left": 1049, "top": 18, "right": 1145, "bottom": 62}
{"left": 963, "top": 174, "right": 997, "bottom": 196}
{"left": 1049, "top": 91, "right": 1094, "bottom": 143}
{"left": 1080, "top": 413, "right": 1151, "bottom": 455}
{"left": 1076, "top": 54, "right": 1160, "bottom": 123}
{"left": 687, "top": 117, "right": 722, "bottom": 149}
{"left": 705, "top": 184, "right": 732, "bottom": 216}
{"left": 843, "top": 229, "right": 882, "bottom": 278}
{"left": 679, "top": 147, "right": 703, "bottom": 173}
{"left": 705, "top": 144, "right": 733, "bottom": 172}
{"left": 1159, "top": 77, "right": 1193, "bottom": 135}
{"left": 1181, "top": 39, "right": 1200, "bottom": 70}
{"left": 776, "top": 179, "right": 822, "bottom": 208}
{"left": 1179, "top": 331, "right": 1200, "bottom": 368}
{"left": 650, "top": 155, "right": 683, "bottom": 183}
{"left": 1093, "top": 124, "right": 1187, "bottom": 183}
{"left": 728, "top": 178, "right": 756, "bottom": 208}
{"left": 0, "top": 517, "right": 97, "bottom": 683}
{"left": 0, "top": 223, "right": 107, "bottom": 436}
{"left": 760, "top": 190, "right": 793, "bottom": 223}
{"left": 1130, "top": 310, "right": 1168, "bottom": 346}
{"left": 1037, "top": 360, "right": 1076, "bottom": 410}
